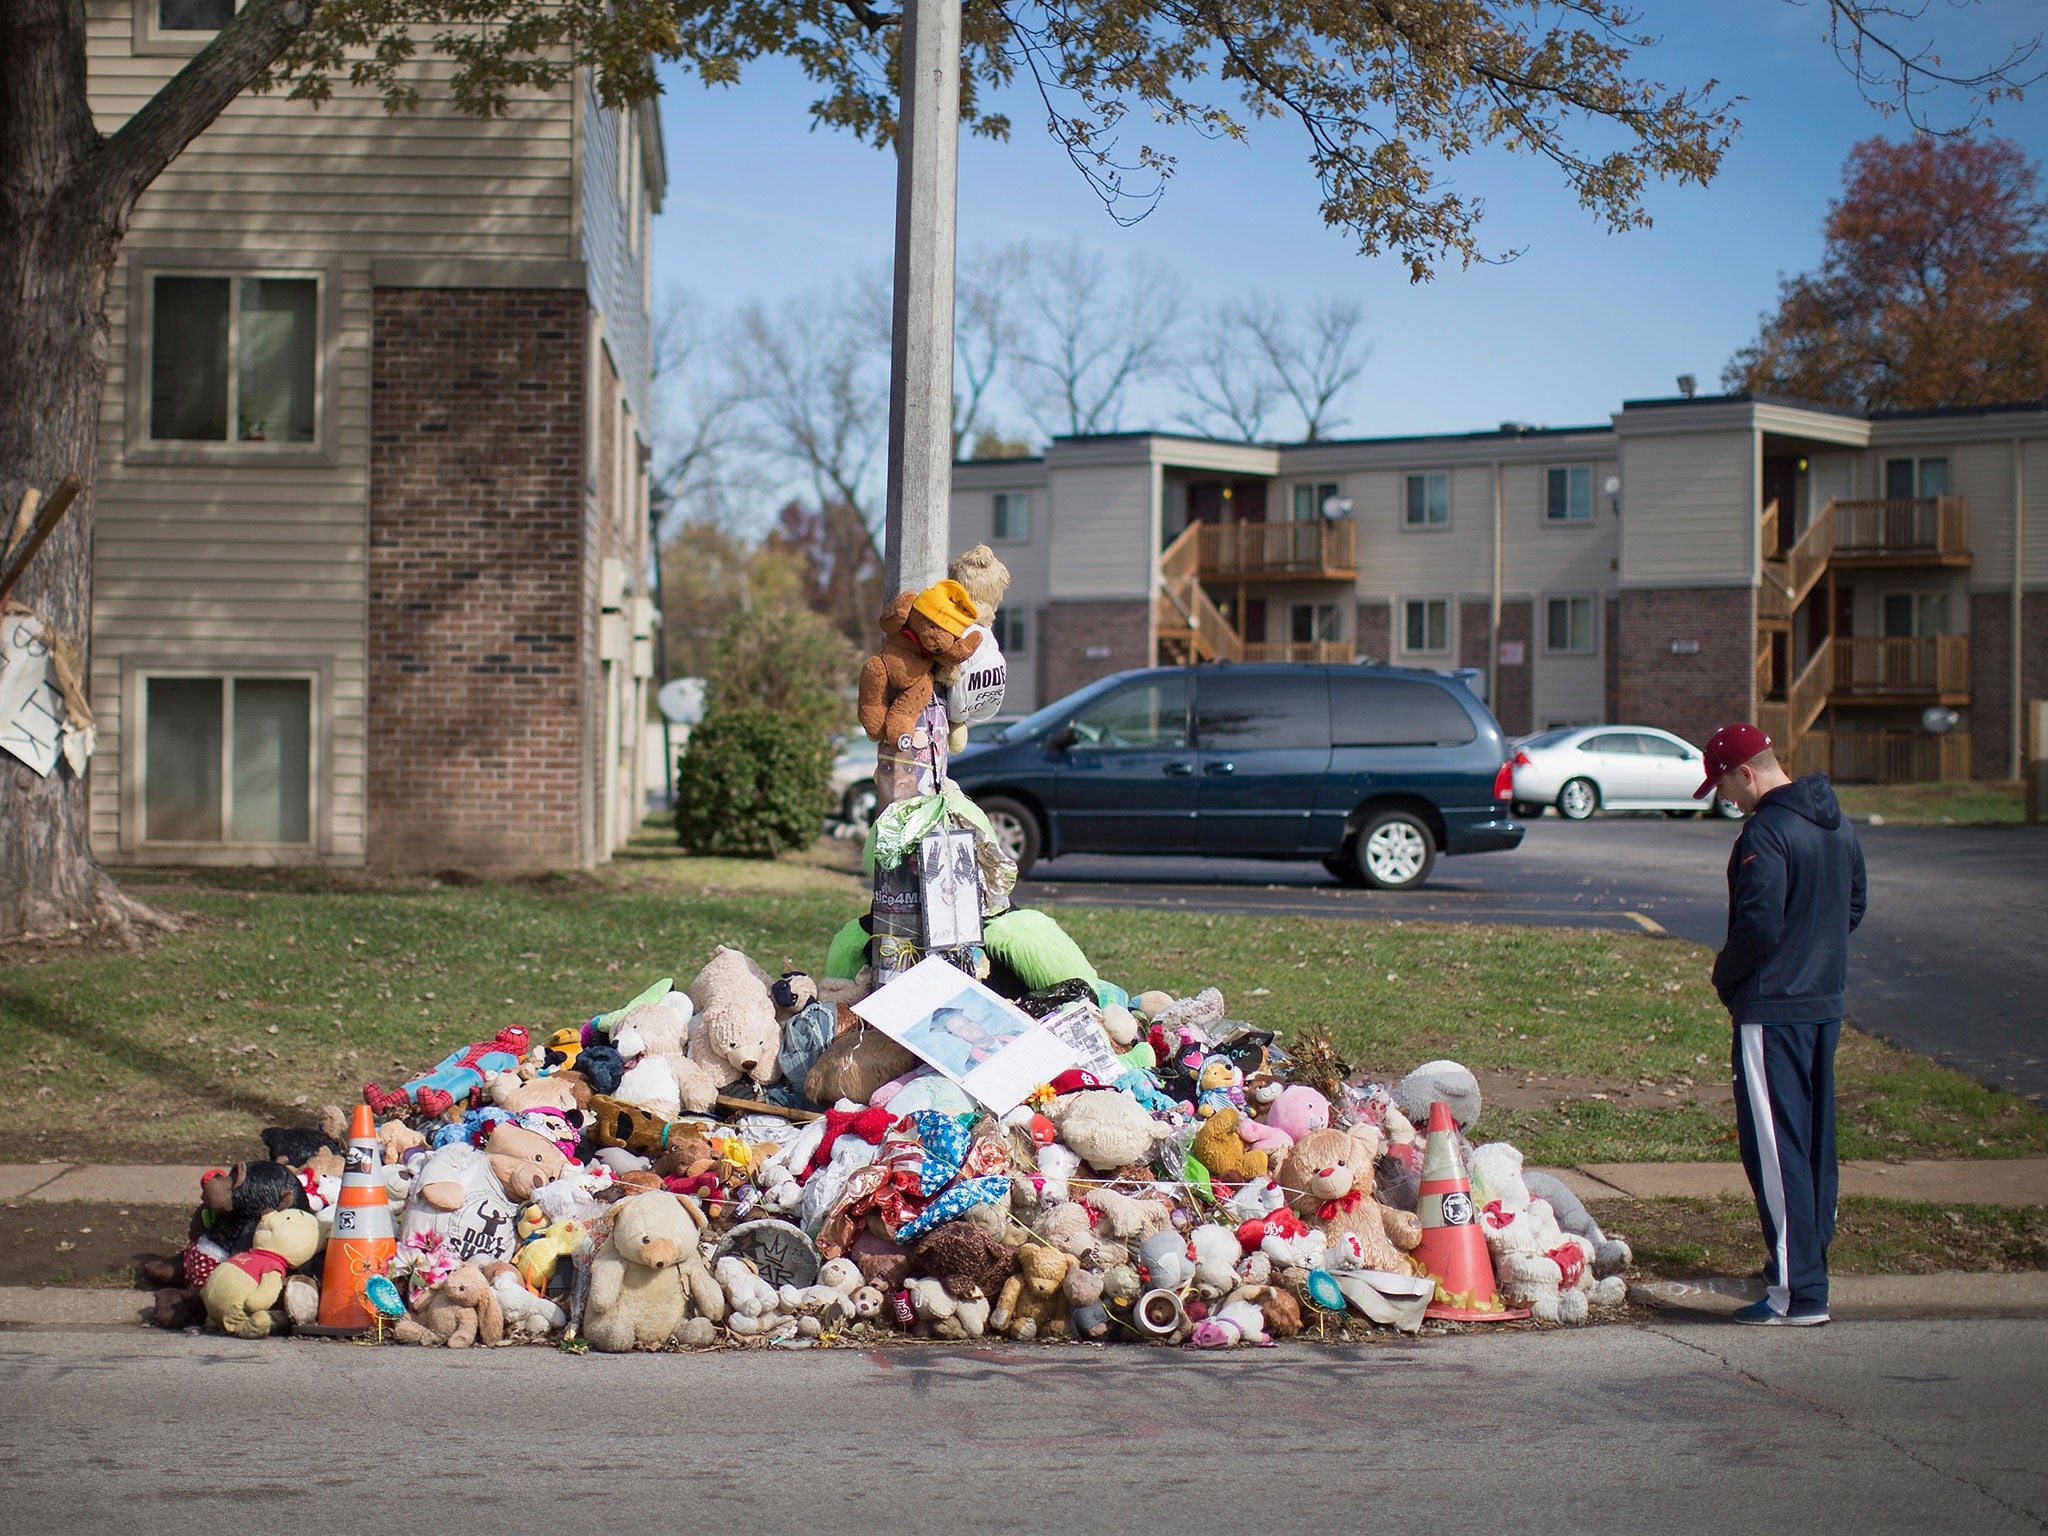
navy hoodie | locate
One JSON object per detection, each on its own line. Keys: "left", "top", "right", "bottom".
{"left": 1712, "top": 774, "right": 1868, "bottom": 1025}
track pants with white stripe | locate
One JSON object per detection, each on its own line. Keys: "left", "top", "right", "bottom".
{"left": 1731, "top": 1020, "right": 1840, "bottom": 1314}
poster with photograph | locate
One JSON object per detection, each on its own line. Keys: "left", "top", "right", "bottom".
{"left": 1039, "top": 1001, "right": 1123, "bottom": 1081}
{"left": 0, "top": 612, "right": 63, "bottom": 778}
{"left": 851, "top": 956, "right": 1080, "bottom": 1114}
{"left": 919, "top": 828, "right": 983, "bottom": 950}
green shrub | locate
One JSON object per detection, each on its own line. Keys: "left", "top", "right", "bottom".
{"left": 708, "top": 605, "right": 858, "bottom": 740}
{"left": 673, "top": 704, "right": 832, "bottom": 858}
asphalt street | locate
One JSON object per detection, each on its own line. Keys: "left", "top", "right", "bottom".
{"left": 5, "top": 1322, "right": 2043, "bottom": 1534}
{"left": 1023, "top": 816, "right": 2048, "bottom": 1104}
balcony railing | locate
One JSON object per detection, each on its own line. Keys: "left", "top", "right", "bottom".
{"left": 1830, "top": 497, "right": 1969, "bottom": 563}
{"left": 1833, "top": 635, "right": 1969, "bottom": 697}
{"left": 1197, "top": 519, "right": 1358, "bottom": 579}
{"left": 1240, "top": 641, "right": 1355, "bottom": 663}
{"left": 1827, "top": 731, "right": 1974, "bottom": 783}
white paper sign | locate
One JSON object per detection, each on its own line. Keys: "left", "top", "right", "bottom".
{"left": 851, "top": 956, "right": 1079, "bottom": 1114}
{"left": 0, "top": 614, "right": 63, "bottom": 777}
{"left": 1039, "top": 1001, "right": 1122, "bottom": 1080}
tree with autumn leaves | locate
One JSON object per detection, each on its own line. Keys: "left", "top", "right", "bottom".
{"left": 1727, "top": 135, "right": 2048, "bottom": 411}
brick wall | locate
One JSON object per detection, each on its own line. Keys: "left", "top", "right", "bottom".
{"left": 1604, "top": 598, "right": 1621, "bottom": 724}
{"left": 1038, "top": 600, "right": 1152, "bottom": 706}
{"left": 1617, "top": 586, "right": 1756, "bottom": 748}
{"left": 1458, "top": 601, "right": 1492, "bottom": 675}
{"left": 1495, "top": 600, "right": 1532, "bottom": 736}
{"left": 1356, "top": 602, "right": 1390, "bottom": 664}
{"left": 1969, "top": 591, "right": 2048, "bottom": 780}
{"left": 368, "top": 287, "right": 589, "bottom": 871}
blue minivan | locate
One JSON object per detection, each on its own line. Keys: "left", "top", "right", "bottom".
{"left": 949, "top": 663, "right": 1523, "bottom": 890}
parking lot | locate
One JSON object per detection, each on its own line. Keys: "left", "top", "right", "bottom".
{"left": 1023, "top": 813, "right": 2048, "bottom": 1104}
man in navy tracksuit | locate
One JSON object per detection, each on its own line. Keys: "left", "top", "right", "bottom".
{"left": 1696, "top": 723, "right": 1867, "bottom": 1326}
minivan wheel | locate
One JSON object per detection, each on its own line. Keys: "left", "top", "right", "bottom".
{"left": 1557, "top": 777, "right": 1599, "bottom": 820}
{"left": 978, "top": 795, "right": 1042, "bottom": 878}
{"left": 1354, "top": 810, "right": 1436, "bottom": 891}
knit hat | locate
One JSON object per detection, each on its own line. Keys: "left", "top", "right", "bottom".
{"left": 910, "top": 579, "right": 977, "bottom": 635}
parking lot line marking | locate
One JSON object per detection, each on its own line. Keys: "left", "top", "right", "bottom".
{"left": 1624, "top": 910, "right": 1668, "bottom": 935}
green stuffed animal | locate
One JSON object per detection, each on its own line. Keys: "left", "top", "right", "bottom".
{"left": 200, "top": 1208, "right": 323, "bottom": 1338}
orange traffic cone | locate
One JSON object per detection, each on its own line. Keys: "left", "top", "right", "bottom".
{"left": 317, "top": 1104, "right": 398, "bottom": 1330}
{"left": 1412, "top": 1101, "right": 1528, "bottom": 1322}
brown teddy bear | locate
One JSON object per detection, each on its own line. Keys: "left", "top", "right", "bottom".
{"left": 1279, "top": 1128, "right": 1422, "bottom": 1274}
{"left": 857, "top": 579, "right": 983, "bottom": 749}
{"left": 582, "top": 1191, "right": 727, "bottom": 1352}
{"left": 1192, "top": 1107, "right": 1271, "bottom": 1184}
{"left": 989, "top": 1242, "right": 1076, "bottom": 1341}
{"left": 909, "top": 1220, "right": 1019, "bottom": 1306}
{"left": 393, "top": 1263, "right": 506, "bottom": 1348}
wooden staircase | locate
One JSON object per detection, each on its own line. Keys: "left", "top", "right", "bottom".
{"left": 1155, "top": 523, "right": 1243, "bottom": 663}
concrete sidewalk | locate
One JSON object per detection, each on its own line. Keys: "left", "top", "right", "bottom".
{"left": 4, "top": 1158, "right": 2046, "bottom": 1208}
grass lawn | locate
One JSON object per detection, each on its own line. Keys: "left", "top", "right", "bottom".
{"left": 1616, "top": 1195, "right": 2047, "bottom": 1278}
{"left": 1830, "top": 780, "right": 2029, "bottom": 825}
{"left": 1, "top": 824, "right": 2040, "bottom": 1165}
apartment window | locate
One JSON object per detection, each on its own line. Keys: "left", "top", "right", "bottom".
{"left": 144, "top": 676, "right": 313, "bottom": 845}
{"left": 1292, "top": 482, "right": 1341, "bottom": 522}
{"left": 159, "top": 0, "right": 232, "bottom": 25}
{"left": 1884, "top": 457, "right": 1950, "bottom": 499}
{"left": 150, "top": 273, "right": 318, "bottom": 444}
{"left": 1403, "top": 599, "right": 1449, "bottom": 653}
{"left": 1404, "top": 471, "right": 1449, "bottom": 528}
{"left": 991, "top": 491, "right": 1030, "bottom": 543}
{"left": 1545, "top": 465, "right": 1593, "bottom": 522}
{"left": 1545, "top": 596, "right": 1596, "bottom": 654}
{"left": 1291, "top": 603, "right": 1341, "bottom": 644}
{"left": 1882, "top": 592, "right": 1949, "bottom": 637}
{"left": 992, "top": 608, "right": 1028, "bottom": 658}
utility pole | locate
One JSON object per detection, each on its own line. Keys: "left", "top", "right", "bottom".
{"left": 882, "top": 0, "right": 961, "bottom": 598}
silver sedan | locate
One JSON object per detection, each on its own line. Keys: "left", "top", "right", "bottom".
{"left": 1509, "top": 726, "right": 1743, "bottom": 820}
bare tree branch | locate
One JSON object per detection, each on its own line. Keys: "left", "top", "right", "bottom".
{"left": 1812, "top": 0, "right": 2044, "bottom": 134}
{"left": 1014, "top": 241, "right": 1179, "bottom": 436}
{"left": 1242, "top": 295, "right": 1370, "bottom": 441}
{"left": 953, "top": 243, "right": 1030, "bottom": 455}
{"left": 1173, "top": 301, "right": 1278, "bottom": 441}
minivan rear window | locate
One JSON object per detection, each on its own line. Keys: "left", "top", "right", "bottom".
{"left": 1195, "top": 672, "right": 1330, "bottom": 751}
{"left": 1330, "top": 676, "right": 1478, "bottom": 746}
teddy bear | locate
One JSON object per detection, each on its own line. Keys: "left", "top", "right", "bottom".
{"left": 1395, "top": 1059, "right": 1482, "bottom": 1133}
{"left": 392, "top": 1263, "right": 506, "bottom": 1347}
{"left": 1065, "top": 1266, "right": 1110, "bottom": 1339}
{"left": 583, "top": 1191, "right": 727, "bottom": 1351}
{"left": 1278, "top": 1128, "right": 1421, "bottom": 1275}
{"left": 1260, "top": 1084, "right": 1332, "bottom": 1147}
{"left": 1188, "top": 1224, "right": 1242, "bottom": 1298}
{"left": 199, "top": 1208, "right": 324, "bottom": 1338}
{"left": 1080, "top": 1187, "right": 1171, "bottom": 1244}
{"left": 1524, "top": 1169, "right": 1634, "bottom": 1279}
{"left": 804, "top": 1026, "right": 922, "bottom": 1107}
{"left": 614, "top": 988, "right": 721, "bottom": 1114}
{"left": 483, "top": 1121, "right": 570, "bottom": 1201}
{"left": 990, "top": 1243, "right": 1076, "bottom": 1340}
{"left": 402, "top": 1143, "right": 525, "bottom": 1266}
{"left": 1230, "top": 1282, "right": 1304, "bottom": 1339}
{"left": 687, "top": 946, "right": 784, "bottom": 1093}
{"left": 488, "top": 1070, "right": 583, "bottom": 1118}
{"left": 716, "top": 1255, "right": 787, "bottom": 1336}
{"left": 483, "top": 1261, "right": 567, "bottom": 1336}
{"left": 857, "top": 578, "right": 985, "bottom": 750}
{"left": 934, "top": 546, "right": 1012, "bottom": 753}
{"left": 909, "top": 1220, "right": 1019, "bottom": 1308}
{"left": 1136, "top": 1230, "right": 1195, "bottom": 1292}
{"left": 1186, "top": 1297, "right": 1271, "bottom": 1349}
{"left": 1469, "top": 1142, "right": 1623, "bottom": 1324}
{"left": 1194, "top": 1057, "right": 1245, "bottom": 1118}
{"left": 1191, "top": 1108, "right": 1270, "bottom": 1184}
{"left": 904, "top": 1275, "right": 991, "bottom": 1339}
{"left": 1050, "top": 1088, "right": 1164, "bottom": 1173}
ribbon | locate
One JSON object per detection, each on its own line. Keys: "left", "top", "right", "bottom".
{"left": 1317, "top": 1191, "right": 1364, "bottom": 1220}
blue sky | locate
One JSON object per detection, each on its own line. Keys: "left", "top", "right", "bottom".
{"left": 647, "top": 0, "right": 2047, "bottom": 444}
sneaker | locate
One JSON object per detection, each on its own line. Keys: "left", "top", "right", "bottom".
{"left": 1732, "top": 1298, "right": 1831, "bottom": 1326}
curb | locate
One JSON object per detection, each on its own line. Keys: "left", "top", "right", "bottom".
{"left": 1548, "top": 1159, "right": 2048, "bottom": 1207}
{"left": 0, "top": 1287, "right": 152, "bottom": 1328}
{"left": 1630, "top": 1271, "right": 2048, "bottom": 1321}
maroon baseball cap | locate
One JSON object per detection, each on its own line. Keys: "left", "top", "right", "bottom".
{"left": 1694, "top": 722, "right": 1773, "bottom": 798}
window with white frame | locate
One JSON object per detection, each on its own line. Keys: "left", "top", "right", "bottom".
{"left": 1292, "top": 482, "right": 1341, "bottom": 521}
{"left": 1545, "top": 464, "right": 1594, "bottom": 522}
{"left": 144, "top": 675, "right": 313, "bottom": 845}
{"left": 1403, "top": 471, "right": 1449, "bottom": 528}
{"left": 149, "top": 273, "right": 318, "bottom": 444}
{"left": 992, "top": 608, "right": 1028, "bottom": 657}
{"left": 1545, "top": 596, "right": 1596, "bottom": 654}
{"left": 1403, "top": 599, "right": 1449, "bottom": 653}
{"left": 991, "top": 491, "right": 1030, "bottom": 543}
{"left": 1882, "top": 591, "right": 1949, "bottom": 637}
{"left": 1291, "top": 603, "right": 1341, "bottom": 644}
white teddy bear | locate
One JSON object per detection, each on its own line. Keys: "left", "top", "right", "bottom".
{"left": 1469, "top": 1142, "right": 1625, "bottom": 1324}
{"left": 716, "top": 1255, "right": 789, "bottom": 1337}
{"left": 904, "top": 1275, "right": 991, "bottom": 1339}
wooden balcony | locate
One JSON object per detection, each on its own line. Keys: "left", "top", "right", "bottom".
{"left": 1241, "top": 641, "right": 1355, "bottom": 663}
{"left": 1196, "top": 519, "right": 1358, "bottom": 580}
{"left": 1825, "top": 731, "right": 1974, "bottom": 783}
{"left": 1828, "top": 498, "right": 1970, "bottom": 567}
{"left": 1833, "top": 635, "right": 1969, "bottom": 702}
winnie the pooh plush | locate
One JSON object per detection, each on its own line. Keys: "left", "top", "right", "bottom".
{"left": 200, "top": 1208, "right": 323, "bottom": 1338}
{"left": 857, "top": 579, "right": 983, "bottom": 750}
{"left": 1278, "top": 1128, "right": 1421, "bottom": 1275}
{"left": 582, "top": 1192, "right": 728, "bottom": 1351}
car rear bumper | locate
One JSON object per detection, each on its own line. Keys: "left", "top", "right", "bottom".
{"left": 1443, "top": 813, "right": 1524, "bottom": 854}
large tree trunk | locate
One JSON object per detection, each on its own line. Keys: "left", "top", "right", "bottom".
{"left": 0, "top": 0, "right": 315, "bottom": 942}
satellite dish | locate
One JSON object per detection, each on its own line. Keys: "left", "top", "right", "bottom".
{"left": 658, "top": 677, "right": 706, "bottom": 725}
{"left": 1321, "top": 495, "right": 1354, "bottom": 520}
{"left": 1603, "top": 476, "right": 1621, "bottom": 497}
{"left": 1920, "top": 705, "right": 1959, "bottom": 736}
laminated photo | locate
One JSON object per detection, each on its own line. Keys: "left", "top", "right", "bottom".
{"left": 919, "top": 828, "right": 983, "bottom": 950}
{"left": 851, "top": 956, "right": 1080, "bottom": 1114}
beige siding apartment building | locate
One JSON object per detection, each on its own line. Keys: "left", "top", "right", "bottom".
{"left": 951, "top": 394, "right": 2048, "bottom": 783}
{"left": 83, "top": 0, "right": 663, "bottom": 871}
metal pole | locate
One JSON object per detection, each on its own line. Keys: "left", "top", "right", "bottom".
{"left": 883, "top": 0, "right": 961, "bottom": 598}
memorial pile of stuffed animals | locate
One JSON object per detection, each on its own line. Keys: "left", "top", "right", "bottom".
{"left": 138, "top": 544, "right": 1632, "bottom": 1349}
